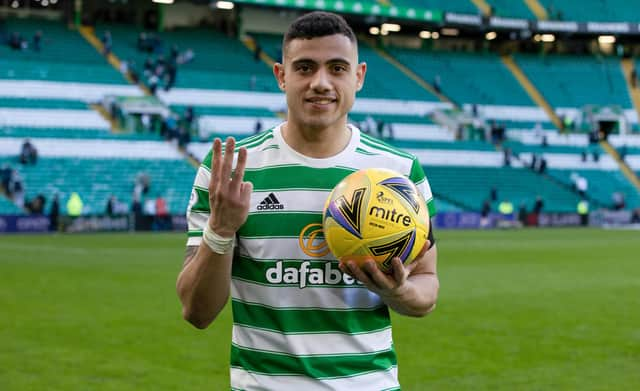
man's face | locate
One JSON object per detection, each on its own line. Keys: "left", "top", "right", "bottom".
{"left": 274, "top": 34, "right": 366, "bottom": 133}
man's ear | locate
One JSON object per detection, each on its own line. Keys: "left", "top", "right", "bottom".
{"left": 356, "top": 62, "right": 367, "bottom": 92}
{"left": 273, "top": 62, "right": 285, "bottom": 91}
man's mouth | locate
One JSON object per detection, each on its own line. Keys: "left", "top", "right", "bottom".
{"left": 306, "top": 97, "right": 336, "bottom": 105}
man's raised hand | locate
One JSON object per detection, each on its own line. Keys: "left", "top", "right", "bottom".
{"left": 207, "top": 137, "right": 253, "bottom": 237}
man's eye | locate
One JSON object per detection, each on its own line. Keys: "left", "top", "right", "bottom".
{"left": 297, "top": 65, "right": 312, "bottom": 73}
{"left": 333, "top": 65, "right": 347, "bottom": 72}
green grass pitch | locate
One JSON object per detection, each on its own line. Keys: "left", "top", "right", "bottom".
{"left": 1, "top": 229, "right": 639, "bottom": 390}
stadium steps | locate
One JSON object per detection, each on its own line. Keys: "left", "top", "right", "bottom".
{"left": 89, "top": 103, "right": 119, "bottom": 133}
{"left": 600, "top": 140, "right": 640, "bottom": 193}
{"left": 78, "top": 26, "right": 152, "bottom": 96}
{"left": 470, "top": 0, "right": 492, "bottom": 15}
{"left": 241, "top": 36, "right": 276, "bottom": 68}
{"left": 620, "top": 58, "right": 640, "bottom": 126}
{"left": 361, "top": 39, "right": 454, "bottom": 106}
{"left": 77, "top": 26, "right": 131, "bottom": 84}
{"left": 524, "top": 0, "right": 549, "bottom": 19}
{"left": 501, "top": 54, "right": 562, "bottom": 130}
{"left": 77, "top": 27, "right": 205, "bottom": 168}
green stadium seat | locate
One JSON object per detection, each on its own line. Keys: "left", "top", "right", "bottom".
{"left": 388, "top": 49, "right": 533, "bottom": 106}
{"left": 8, "top": 158, "right": 196, "bottom": 215}
{"left": 515, "top": 54, "right": 631, "bottom": 108}
{"left": 425, "top": 165, "right": 580, "bottom": 212}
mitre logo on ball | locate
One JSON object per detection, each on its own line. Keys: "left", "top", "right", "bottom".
{"left": 323, "top": 168, "right": 429, "bottom": 273}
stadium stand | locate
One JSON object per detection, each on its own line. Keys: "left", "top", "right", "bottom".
{"left": 515, "top": 53, "right": 631, "bottom": 109}
{"left": 1, "top": 2, "right": 639, "bottom": 224}
{"left": 485, "top": 0, "right": 535, "bottom": 19}
{"left": 96, "top": 24, "right": 278, "bottom": 92}
{"left": 1, "top": 18, "right": 125, "bottom": 84}
{"left": 391, "top": 0, "right": 479, "bottom": 14}
{"left": 537, "top": 0, "right": 640, "bottom": 22}
{"left": 425, "top": 165, "right": 580, "bottom": 212}
{"left": 0, "top": 138, "right": 192, "bottom": 214}
{"left": 388, "top": 48, "right": 533, "bottom": 106}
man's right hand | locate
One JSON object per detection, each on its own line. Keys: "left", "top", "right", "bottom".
{"left": 207, "top": 137, "right": 252, "bottom": 237}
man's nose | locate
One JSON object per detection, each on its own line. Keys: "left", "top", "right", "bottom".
{"left": 310, "top": 69, "right": 331, "bottom": 92}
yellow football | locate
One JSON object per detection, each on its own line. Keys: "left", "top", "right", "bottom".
{"left": 323, "top": 168, "right": 430, "bottom": 273}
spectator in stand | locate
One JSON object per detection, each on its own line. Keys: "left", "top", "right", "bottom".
{"left": 490, "top": 186, "right": 498, "bottom": 202}
{"left": 254, "top": 118, "right": 263, "bottom": 135}
{"left": 8, "top": 32, "right": 25, "bottom": 50}
{"left": 0, "top": 163, "right": 12, "bottom": 195}
{"left": 575, "top": 175, "right": 588, "bottom": 198}
{"left": 106, "top": 195, "right": 117, "bottom": 216}
{"left": 11, "top": 170, "right": 25, "bottom": 208}
{"left": 177, "top": 121, "right": 191, "bottom": 148}
{"left": 503, "top": 147, "right": 512, "bottom": 167}
{"left": 376, "top": 118, "right": 385, "bottom": 139}
{"left": 183, "top": 106, "right": 195, "bottom": 130}
{"left": 49, "top": 193, "right": 59, "bottom": 231}
{"left": 249, "top": 74, "right": 257, "bottom": 90}
{"left": 148, "top": 73, "right": 159, "bottom": 95}
{"left": 518, "top": 203, "right": 527, "bottom": 227}
{"left": 143, "top": 58, "right": 153, "bottom": 78}
{"left": 169, "top": 44, "right": 179, "bottom": 63}
{"left": 533, "top": 196, "right": 544, "bottom": 215}
{"left": 532, "top": 122, "right": 543, "bottom": 139}
{"left": 26, "top": 194, "right": 46, "bottom": 215}
{"left": 101, "top": 30, "right": 112, "bottom": 56}
{"left": 154, "top": 195, "right": 170, "bottom": 231}
{"left": 128, "top": 59, "right": 140, "bottom": 83}
{"left": 253, "top": 41, "right": 262, "bottom": 62}
{"left": 32, "top": 30, "right": 42, "bottom": 52}
{"left": 498, "top": 199, "right": 515, "bottom": 227}
{"left": 612, "top": 192, "right": 625, "bottom": 210}
{"left": 20, "top": 138, "right": 38, "bottom": 165}
{"left": 631, "top": 208, "right": 640, "bottom": 224}
{"left": 480, "top": 199, "right": 491, "bottom": 228}
{"left": 137, "top": 32, "right": 148, "bottom": 52}
{"left": 66, "top": 192, "right": 83, "bottom": 217}
{"left": 386, "top": 122, "right": 394, "bottom": 140}
{"left": 618, "top": 145, "right": 628, "bottom": 162}
{"left": 362, "top": 114, "right": 375, "bottom": 135}
{"left": 134, "top": 172, "right": 151, "bottom": 199}
{"left": 131, "top": 194, "right": 143, "bottom": 229}
{"left": 541, "top": 134, "right": 548, "bottom": 148}
{"left": 164, "top": 114, "right": 179, "bottom": 141}
{"left": 577, "top": 199, "right": 589, "bottom": 226}
{"left": 490, "top": 120, "right": 498, "bottom": 144}
{"left": 537, "top": 156, "right": 547, "bottom": 174}
{"left": 433, "top": 74, "right": 441, "bottom": 93}
{"left": 177, "top": 48, "right": 195, "bottom": 65}
{"left": 164, "top": 60, "right": 177, "bottom": 91}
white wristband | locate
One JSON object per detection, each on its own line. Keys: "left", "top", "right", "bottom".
{"left": 202, "top": 225, "right": 235, "bottom": 255}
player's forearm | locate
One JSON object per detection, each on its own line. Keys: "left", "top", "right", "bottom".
{"left": 382, "top": 273, "right": 439, "bottom": 317}
{"left": 177, "top": 243, "right": 233, "bottom": 329}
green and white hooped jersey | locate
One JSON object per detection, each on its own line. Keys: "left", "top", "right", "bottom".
{"left": 187, "top": 124, "right": 435, "bottom": 391}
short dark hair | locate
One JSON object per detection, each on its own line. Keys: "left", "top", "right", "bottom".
{"left": 283, "top": 11, "right": 356, "bottom": 52}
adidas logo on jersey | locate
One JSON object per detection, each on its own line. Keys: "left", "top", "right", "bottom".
{"left": 257, "top": 193, "right": 284, "bottom": 210}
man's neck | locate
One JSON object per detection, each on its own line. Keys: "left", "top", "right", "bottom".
{"left": 281, "top": 122, "right": 352, "bottom": 158}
